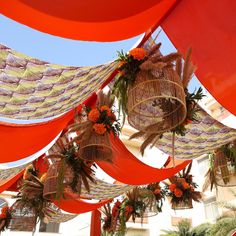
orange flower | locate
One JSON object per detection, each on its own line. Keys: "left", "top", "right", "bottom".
{"left": 182, "top": 182, "right": 190, "bottom": 189}
{"left": 1, "top": 206, "right": 8, "bottom": 214}
{"left": 100, "top": 106, "right": 112, "bottom": 116}
{"left": 178, "top": 178, "right": 186, "bottom": 184}
{"left": 169, "top": 183, "right": 177, "bottom": 192}
{"left": 129, "top": 48, "right": 147, "bottom": 60}
{"left": 93, "top": 123, "right": 107, "bottom": 135}
{"left": 154, "top": 189, "right": 161, "bottom": 195}
{"left": 88, "top": 108, "right": 100, "bottom": 122}
{"left": 174, "top": 188, "right": 183, "bottom": 198}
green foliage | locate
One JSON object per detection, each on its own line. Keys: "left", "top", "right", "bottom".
{"left": 161, "top": 220, "right": 211, "bottom": 236}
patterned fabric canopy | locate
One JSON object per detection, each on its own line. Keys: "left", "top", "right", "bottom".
{"left": 156, "top": 106, "right": 236, "bottom": 159}
{"left": 49, "top": 211, "right": 77, "bottom": 224}
{"left": 0, "top": 44, "right": 116, "bottom": 119}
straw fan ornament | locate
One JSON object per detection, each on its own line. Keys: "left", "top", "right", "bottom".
{"left": 128, "top": 47, "right": 204, "bottom": 154}
{"left": 11, "top": 164, "right": 56, "bottom": 232}
{"left": 43, "top": 135, "right": 96, "bottom": 200}
{"left": 70, "top": 92, "right": 120, "bottom": 162}
{"left": 165, "top": 162, "right": 202, "bottom": 210}
{"left": 203, "top": 140, "right": 236, "bottom": 190}
{"left": 113, "top": 43, "right": 187, "bottom": 131}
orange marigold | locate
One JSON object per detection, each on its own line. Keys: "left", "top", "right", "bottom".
{"left": 100, "top": 105, "right": 112, "bottom": 116}
{"left": 178, "top": 178, "right": 186, "bottom": 184}
{"left": 129, "top": 48, "right": 147, "bottom": 60}
{"left": 1, "top": 206, "right": 8, "bottom": 214}
{"left": 174, "top": 188, "right": 183, "bottom": 198}
{"left": 93, "top": 123, "right": 107, "bottom": 135}
{"left": 154, "top": 189, "right": 161, "bottom": 195}
{"left": 88, "top": 108, "right": 100, "bottom": 122}
{"left": 182, "top": 182, "right": 190, "bottom": 189}
{"left": 169, "top": 183, "right": 177, "bottom": 192}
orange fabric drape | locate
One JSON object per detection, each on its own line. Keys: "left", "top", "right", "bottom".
{"left": 0, "top": 0, "right": 179, "bottom": 41}
{"left": 54, "top": 198, "right": 109, "bottom": 214}
{"left": 97, "top": 137, "right": 190, "bottom": 185}
{"left": 162, "top": 0, "right": 236, "bottom": 116}
{"left": 0, "top": 110, "right": 74, "bottom": 163}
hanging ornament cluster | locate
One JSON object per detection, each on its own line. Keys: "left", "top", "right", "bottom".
{"left": 0, "top": 206, "right": 11, "bottom": 233}
{"left": 203, "top": 140, "right": 236, "bottom": 190}
{"left": 11, "top": 164, "right": 56, "bottom": 232}
{"left": 101, "top": 186, "right": 166, "bottom": 235}
{"left": 113, "top": 44, "right": 204, "bottom": 155}
{"left": 165, "top": 163, "right": 202, "bottom": 210}
{"left": 43, "top": 136, "right": 96, "bottom": 200}
{"left": 70, "top": 92, "right": 120, "bottom": 162}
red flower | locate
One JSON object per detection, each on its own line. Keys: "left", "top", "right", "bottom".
{"left": 1, "top": 206, "right": 8, "bottom": 215}
{"left": 129, "top": 48, "right": 147, "bottom": 60}
{"left": 88, "top": 108, "right": 100, "bottom": 122}
{"left": 93, "top": 123, "right": 107, "bottom": 135}
{"left": 169, "top": 183, "right": 176, "bottom": 192}
{"left": 174, "top": 188, "right": 183, "bottom": 198}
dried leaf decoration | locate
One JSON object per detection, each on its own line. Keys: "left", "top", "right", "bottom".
{"left": 43, "top": 135, "right": 96, "bottom": 200}
{"left": 129, "top": 46, "right": 204, "bottom": 155}
{"left": 165, "top": 162, "right": 202, "bottom": 210}
{"left": 12, "top": 164, "right": 56, "bottom": 231}
{"left": 70, "top": 91, "right": 120, "bottom": 162}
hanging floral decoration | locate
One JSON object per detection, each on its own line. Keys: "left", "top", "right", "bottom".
{"left": 13, "top": 164, "right": 56, "bottom": 229}
{"left": 145, "top": 182, "right": 167, "bottom": 213}
{"left": 203, "top": 140, "right": 236, "bottom": 190}
{"left": 165, "top": 163, "right": 202, "bottom": 210}
{"left": 70, "top": 91, "right": 120, "bottom": 162}
{"left": 0, "top": 206, "right": 11, "bottom": 232}
{"left": 129, "top": 47, "right": 205, "bottom": 155}
{"left": 43, "top": 136, "right": 96, "bottom": 200}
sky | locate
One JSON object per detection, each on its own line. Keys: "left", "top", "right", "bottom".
{"left": 0, "top": 14, "right": 204, "bottom": 167}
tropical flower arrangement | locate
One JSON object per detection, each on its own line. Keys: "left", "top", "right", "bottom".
{"left": 44, "top": 136, "right": 96, "bottom": 200}
{"left": 13, "top": 164, "right": 56, "bottom": 227}
{"left": 165, "top": 163, "right": 202, "bottom": 209}
{"left": 0, "top": 206, "right": 11, "bottom": 232}
{"left": 70, "top": 91, "right": 120, "bottom": 162}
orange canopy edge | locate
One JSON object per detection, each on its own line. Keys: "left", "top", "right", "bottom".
{"left": 0, "top": 0, "right": 179, "bottom": 42}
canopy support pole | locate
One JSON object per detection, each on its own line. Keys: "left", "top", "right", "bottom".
{"left": 90, "top": 210, "right": 101, "bottom": 236}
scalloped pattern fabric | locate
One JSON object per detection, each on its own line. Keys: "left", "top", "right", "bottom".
{"left": 156, "top": 107, "right": 236, "bottom": 159}
{"left": 0, "top": 44, "right": 116, "bottom": 119}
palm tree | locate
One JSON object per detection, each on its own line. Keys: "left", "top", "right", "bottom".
{"left": 160, "top": 219, "right": 211, "bottom": 236}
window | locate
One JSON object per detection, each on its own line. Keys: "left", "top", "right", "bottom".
{"left": 39, "top": 221, "right": 60, "bottom": 233}
{"left": 204, "top": 197, "right": 219, "bottom": 222}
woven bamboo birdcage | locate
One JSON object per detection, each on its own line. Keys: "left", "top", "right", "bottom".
{"left": 127, "top": 66, "right": 186, "bottom": 132}
{"left": 10, "top": 202, "right": 37, "bottom": 232}
{"left": 214, "top": 148, "right": 236, "bottom": 187}
{"left": 171, "top": 198, "right": 193, "bottom": 210}
{"left": 79, "top": 132, "right": 113, "bottom": 162}
{"left": 43, "top": 160, "right": 73, "bottom": 200}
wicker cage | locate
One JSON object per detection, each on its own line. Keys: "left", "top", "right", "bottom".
{"left": 127, "top": 67, "right": 186, "bottom": 131}
{"left": 79, "top": 132, "right": 113, "bottom": 162}
{"left": 43, "top": 161, "right": 73, "bottom": 200}
{"left": 171, "top": 198, "right": 193, "bottom": 210}
{"left": 10, "top": 203, "right": 37, "bottom": 232}
{"left": 214, "top": 149, "right": 236, "bottom": 187}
